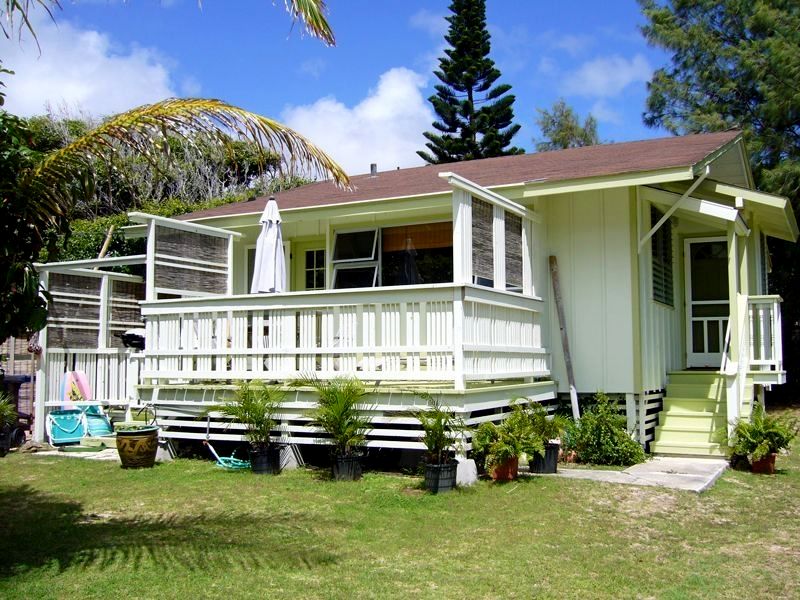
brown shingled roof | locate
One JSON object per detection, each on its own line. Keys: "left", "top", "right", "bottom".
{"left": 180, "top": 130, "right": 741, "bottom": 221}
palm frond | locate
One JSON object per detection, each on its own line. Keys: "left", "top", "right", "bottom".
{"left": 284, "top": 0, "right": 335, "bottom": 46}
{"left": 1, "top": 1, "right": 59, "bottom": 47}
{"left": 20, "top": 98, "right": 350, "bottom": 230}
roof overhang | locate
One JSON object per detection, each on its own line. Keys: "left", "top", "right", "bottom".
{"left": 708, "top": 182, "right": 798, "bottom": 242}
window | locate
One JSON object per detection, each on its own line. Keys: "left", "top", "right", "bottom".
{"left": 505, "top": 213, "right": 523, "bottom": 292}
{"left": 304, "top": 249, "right": 326, "bottom": 290}
{"left": 472, "top": 198, "right": 494, "bottom": 287}
{"left": 651, "top": 206, "right": 673, "bottom": 306}
{"left": 381, "top": 222, "right": 453, "bottom": 286}
{"left": 332, "top": 230, "right": 377, "bottom": 262}
{"left": 332, "top": 229, "right": 378, "bottom": 289}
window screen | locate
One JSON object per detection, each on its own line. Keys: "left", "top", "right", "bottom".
{"left": 651, "top": 206, "right": 673, "bottom": 306}
{"left": 472, "top": 198, "right": 494, "bottom": 287}
{"left": 505, "top": 213, "right": 523, "bottom": 292}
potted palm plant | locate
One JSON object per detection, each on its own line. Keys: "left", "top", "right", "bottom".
{"left": 215, "top": 381, "right": 285, "bottom": 474}
{"left": 0, "top": 392, "right": 17, "bottom": 457}
{"left": 726, "top": 404, "right": 798, "bottom": 474}
{"left": 300, "top": 376, "right": 372, "bottom": 481}
{"left": 415, "top": 392, "right": 465, "bottom": 494}
{"left": 527, "top": 402, "right": 569, "bottom": 474}
{"left": 472, "top": 404, "right": 544, "bottom": 482}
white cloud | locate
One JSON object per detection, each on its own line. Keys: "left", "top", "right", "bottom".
{"left": 552, "top": 33, "right": 593, "bottom": 57}
{"left": 281, "top": 67, "right": 434, "bottom": 175}
{"left": 589, "top": 99, "right": 623, "bottom": 125}
{"left": 561, "top": 54, "right": 652, "bottom": 98}
{"left": 409, "top": 9, "right": 447, "bottom": 38}
{"left": 299, "top": 58, "right": 326, "bottom": 79}
{"left": 537, "top": 57, "right": 557, "bottom": 75}
{"left": 1, "top": 15, "right": 178, "bottom": 117}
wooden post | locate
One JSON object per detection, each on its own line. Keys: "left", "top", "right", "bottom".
{"left": 549, "top": 256, "right": 580, "bottom": 420}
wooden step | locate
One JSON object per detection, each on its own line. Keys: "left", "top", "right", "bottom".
{"left": 661, "top": 396, "right": 725, "bottom": 413}
{"left": 649, "top": 440, "right": 726, "bottom": 457}
{"left": 653, "top": 425, "right": 724, "bottom": 444}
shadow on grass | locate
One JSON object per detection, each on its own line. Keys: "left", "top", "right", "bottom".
{"left": 0, "top": 485, "right": 339, "bottom": 576}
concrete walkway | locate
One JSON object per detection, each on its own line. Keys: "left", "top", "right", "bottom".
{"left": 553, "top": 456, "right": 728, "bottom": 493}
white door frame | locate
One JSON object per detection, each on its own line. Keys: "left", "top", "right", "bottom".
{"left": 684, "top": 236, "right": 729, "bottom": 368}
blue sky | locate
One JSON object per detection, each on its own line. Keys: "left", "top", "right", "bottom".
{"left": 2, "top": 0, "right": 673, "bottom": 174}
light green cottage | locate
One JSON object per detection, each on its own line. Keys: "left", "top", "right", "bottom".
{"left": 34, "top": 131, "right": 798, "bottom": 457}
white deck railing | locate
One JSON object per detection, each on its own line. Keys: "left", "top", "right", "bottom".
{"left": 42, "top": 348, "right": 139, "bottom": 407}
{"left": 139, "top": 283, "right": 549, "bottom": 389}
{"left": 747, "top": 295, "right": 783, "bottom": 374}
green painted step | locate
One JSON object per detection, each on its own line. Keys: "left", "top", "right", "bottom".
{"left": 652, "top": 371, "right": 754, "bottom": 458}
{"left": 662, "top": 396, "right": 725, "bottom": 413}
{"left": 649, "top": 440, "right": 726, "bottom": 457}
{"left": 667, "top": 371, "right": 723, "bottom": 385}
{"left": 653, "top": 426, "right": 725, "bottom": 444}
{"left": 666, "top": 382, "right": 726, "bottom": 401}
{"left": 658, "top": 411, "right": 728, "bottom": 429}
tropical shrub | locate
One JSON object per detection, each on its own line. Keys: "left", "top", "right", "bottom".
{"left": 566, "top": 392, "right": 645, "bottom": 466}
{"left": 300, "top": 376, "right": 372, "bottom": 457}
{"left": 727, "top": 404, "right": 799, "bottom": 464}
{"left": 214, "top": 381, "right": 284, "bottom": 450}
{"left": 472, "top": 405, "right": 544, "bottom": 472}
{"left": 527, "top": 401, "right": 569, "bottom": 441}
{"left": 415, "top": 391, "right": 465, "bottom": 465}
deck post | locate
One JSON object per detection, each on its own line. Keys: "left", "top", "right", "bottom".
{"left": 625, "top": 393, "right": 636, "bottom": 437}
{"left": 33, "top": 271, "right": 49, "bottom": 442}
{"left": 452, "top": 288, "right": 466, "bottom": 391}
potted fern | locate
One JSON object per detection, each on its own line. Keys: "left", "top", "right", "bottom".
{"left": 472, "top": 404, "right": 544, "bottom": 482}
{"left": 0, "top": 393, "right": 17, "bottom": 457}
{"left": 215, "top": 381, "right": 285, "bottom": 474}
{"left": 415, "top": 392, "right": 465, "bottom": 493}
{"left": 727, "top": 404, "right": 798, "bottom": 474}
{"left": 301, "top": 376, "right": 372, "bottom": 481}
{"left": 527, "top": 402, "right": 569, "bottom": 474}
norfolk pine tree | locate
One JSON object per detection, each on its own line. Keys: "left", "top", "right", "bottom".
{"left": 418, "top": 0, "right": 523, "bottom": 164}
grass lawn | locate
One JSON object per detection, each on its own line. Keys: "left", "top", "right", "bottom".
{"left": 1, "top": 410, "right": 799, "bottom": 599}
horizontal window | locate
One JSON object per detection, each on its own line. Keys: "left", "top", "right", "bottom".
{"left": 332, "top": 264, "right": 378, "bottom": 289}
{"left": 332, "top": 230, "right": 377, "bottom": 262}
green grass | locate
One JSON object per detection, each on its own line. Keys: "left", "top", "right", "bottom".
{"left": 1, "top": 411, "right": 799, "bottom": 599}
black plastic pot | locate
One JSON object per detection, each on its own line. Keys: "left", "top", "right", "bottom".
{"left": 250, "top": 445, "right": 281, "bottom": 475}
{"left": 332, "top": 454, "right": 362, "bottom": 481}
{"left": 0, "top": 428, "right": 11, "bottom": 458}
{"left": 530, "top": 442, "right": 560, "bottom": 474}
{"left": 424, "top": 462, "right": 458, "bottom": 494}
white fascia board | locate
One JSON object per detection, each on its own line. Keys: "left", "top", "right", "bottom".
{"left": 438, "top": 171, "right": 537, "bottom": 221}
{"left": 127, "top": 212, "right": 243, "bottom": 239}
{"left": 35, "top": 254, "right": 147, "bottom": 271}
{"left": 522, "top": 167, "right": 694, "bottom": 198}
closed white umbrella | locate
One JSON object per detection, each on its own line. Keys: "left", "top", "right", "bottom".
{"left": 250, "top": 197, "right": 286, "bottom": 294}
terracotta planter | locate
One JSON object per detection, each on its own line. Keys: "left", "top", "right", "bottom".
{"left": 116, "top": 426, "right": 159, "bottom": 469}
{"left": 491, "top": 456, "right": 519, "bottom": 482}
{"left": 751, "top": 453, "right": 777, "bottom": 475}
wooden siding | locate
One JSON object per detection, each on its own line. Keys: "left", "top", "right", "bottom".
{"left": 542, "top": 188, "right": 636, "bottom": 394}
{"left": 638, "top": 193, "right": 684, "bottom": 392}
